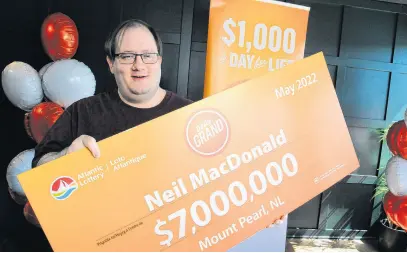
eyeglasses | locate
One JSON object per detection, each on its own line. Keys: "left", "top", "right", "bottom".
{"left": 115, "top": 52, "right": 160, "bottom": 64}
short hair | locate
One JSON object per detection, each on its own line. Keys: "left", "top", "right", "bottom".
{"left": 104, "top": 19, "right": 163, "bottom": 61}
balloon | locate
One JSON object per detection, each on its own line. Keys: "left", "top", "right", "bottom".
{"left": 1, "top": 62, "right": 43, "bottom": 111}
{"left": 24, "top": 202, "right": 40, "bottom": 227}
{"left": 0, "top": 78, "right": 4, "bottom": 105}
{"left": 41, "top": 12, "right": 79, "bottom": 61}
{"left": 6, "top": 149, "right": 35, "bottom": 204}
{"left": 24, "top": 102, "right": 64, "bottom": 143}
{"left": 386, "top": 121, "right": 400, "bottom": 155}
{"left": 39, "top": 62, "right": 53, "bottom": 80}
{"left": 386, "top": 120, "right": 407, "bottom": 159}
{"left": 405, "top": 108, "right": 407, "bottom": 128}
{"left": 383, "top": 191, "right": 402, "bottom": 227}
{"left": 8, "top": 187, "right": 27, "bottom": 205}
{"left": 42, "top": 59, "right": 96, "bottom": 108}
{"left": 23, "top": 113, "right": 34, "bottom": 141}
{"left": 383, "top": 191, "right": 407, "bottom": 231}
{"left": 39, "top": 63, "right": 54, "bottom": 103}
{"left": 385, "top": 155, "right": 407, "bottom": 196}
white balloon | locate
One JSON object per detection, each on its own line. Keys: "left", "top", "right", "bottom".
{"left": 1, "top": 62, "right": 43, "bottom": 111}
{"left": 6, "top": 149, "right": 35, "bottom": 198}
{"left": 386, "top": 155, "right": 407, "bottom": 196}
{"left": 404, "top": 108, "right": 407, "bottom": 128}
{"left": 0, "top": 79, "right": 4, "bottom": 104}
{"left": 42, "top": 59, "right": 96, "bottom": 108}
{"left": 39, "top": 62, "right": 53, "bottom": 80}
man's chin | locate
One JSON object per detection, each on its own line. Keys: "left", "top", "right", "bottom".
{"left": 129, "top": 87, "right": 151, "bottom": 96}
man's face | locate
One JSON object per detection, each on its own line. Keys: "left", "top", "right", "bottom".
{"left": 107, "top": 26, "right": 162, "bottom": 103}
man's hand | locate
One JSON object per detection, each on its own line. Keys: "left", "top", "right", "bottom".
{"left": 37, "top": 135, "right": 100, "bottom": 167}
{"left": 266, "top": 214, "right": 287, "bottom": 228}
{"left": 66, "top": 135, "right": 100, "bottom": 158}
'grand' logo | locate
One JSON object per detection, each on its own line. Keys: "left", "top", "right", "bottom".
{"left": 186, "top": 109, "right": 230, "bottom": 156}
{"left": 50, "top": 176, "right": 78, "bottom": 200}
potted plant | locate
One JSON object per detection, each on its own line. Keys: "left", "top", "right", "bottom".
{"left": 378, "top": 218, "right": 407, "bottom": 252}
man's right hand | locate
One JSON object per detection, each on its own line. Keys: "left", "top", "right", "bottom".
{"left": 37, "top": 135, "right": 100, "bottom": 167}
{"left": 66, "top": 135, "right": 101, "bottom": 158}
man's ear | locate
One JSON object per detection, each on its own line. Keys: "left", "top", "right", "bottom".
{"left": 106, "top": 56, "right": 114, "bottom": 73}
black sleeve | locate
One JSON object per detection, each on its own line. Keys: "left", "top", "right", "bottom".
{"left": 31, "top": 107, "right": 75, "bottom": 168}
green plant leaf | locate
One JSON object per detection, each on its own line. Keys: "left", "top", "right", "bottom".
{"left": 376, "top": 123, "right": 392, "bottom": 143}
{"left": 372, "top": 171, "right": 389, "bottom": 200}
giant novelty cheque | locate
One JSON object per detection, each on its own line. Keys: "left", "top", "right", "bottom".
{"left": 18, "top": 52, "right": 359, "bottom": 251}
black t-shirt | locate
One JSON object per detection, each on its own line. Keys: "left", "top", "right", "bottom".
{"left": 32, "top": 89, "right": 193, "bottom": 167}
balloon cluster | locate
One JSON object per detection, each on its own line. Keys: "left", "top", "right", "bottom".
{"left": 2, "top": 13, "right": 96, "bottom": 227}
{"left": 382, "top": 113, "right": 407, "bottom": 231}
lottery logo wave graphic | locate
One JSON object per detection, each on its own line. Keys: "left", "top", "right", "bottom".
{"left": 50, "top": 176, "right": 78, "bottom": 200}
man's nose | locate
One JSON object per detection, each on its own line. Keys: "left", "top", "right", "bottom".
{"left": 131, "top": 55, "right": 145, "bottom": 69}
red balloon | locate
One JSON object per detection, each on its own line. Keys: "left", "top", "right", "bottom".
{"left": 25, "top": 102, "right": 64, "bottom": 143}
{"left": 386, "top": 120, "right": 407, "bottom": 159}
{"left": 41, "top": 12, "right": 79, "bottom": 61}
{"left": 386, "top": 121, "right": 400, "bottom": 155}
{"left": 24, "top": 202, "right": 40, "bottom": 227}
{"left": 24, "top": 112, "right": 34, "bottom": 141}
{"left": 383, "top": 191, "right": 407, "bottom": 231}
{"left": 396, "top": 125, "right": 407, "bottom": 159}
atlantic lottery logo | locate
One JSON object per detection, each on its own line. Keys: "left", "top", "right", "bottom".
{"left": 50, "top": 176, "right": 78, "bottom": 200}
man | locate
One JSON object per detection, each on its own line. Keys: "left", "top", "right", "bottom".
{"left": 32, "top": 19, "right": 192, "bottom": 167}
{"left": 30, "top": 18, "right": 285, "bottom": 239}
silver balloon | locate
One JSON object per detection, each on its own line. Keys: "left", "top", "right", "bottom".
{"left": 39, "top": 62, "right": 53, "bottom": 80}
{"left": 1, "top": 62, "right": 43, "bottom": 111}
{"left": 6, "top": 149, "right": 35, "bottom": 204}
{"left": 404, "top": 109, "right": 407, "bottom": 128}
{"left": 386, "top": 155, "right": 407, "bottom": 196}
{"left": 42, "top": 59, "right": 96, "bottom": 108}
{"left": 0, "top": 78, "right": 4, "bottom": 105}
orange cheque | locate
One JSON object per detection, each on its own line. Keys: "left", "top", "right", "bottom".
{"left": 18, "top": 52, "right": 359, "bottom": 252}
